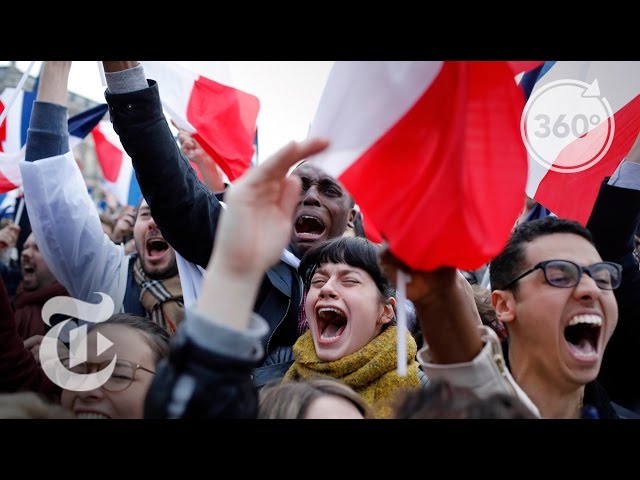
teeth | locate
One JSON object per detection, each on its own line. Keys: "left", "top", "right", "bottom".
{"left": 76, "top": 413, "right": 109, "bottom": 419}
{"left": 568, "top": 314, "right": 602, "bottom": 327}
{"left": 320, "top": 332, "right": 341, "bottom": 341}
{"left": 297, "top": 215, "right": 316, "bottom": 224}
{"left": 318, "top": 307, "right": 345, "bottom": 319}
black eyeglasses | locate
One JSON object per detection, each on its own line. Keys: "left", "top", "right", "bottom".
{"left": 61, "top": 358, "right": 155, "bottom": 392}
{"left": 500, "top": 259, "right": 622, "bottom": 291}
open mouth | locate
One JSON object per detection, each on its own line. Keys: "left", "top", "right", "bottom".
{"left": 22, "top": 265, "right": 35, "bottom": 275}
{"left": 316, "top": 306, "right": 348, "bottom": 344}
{"left": 146, "top": 237, "right": 169, "bottom": 260}
{"left": 294, "top": 215, "right": 326, "bottom": 241}
{"left": 564, "top": 314, "right": 602, "bottom": 361}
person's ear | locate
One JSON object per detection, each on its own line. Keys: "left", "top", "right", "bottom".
{"left": 492, "top": 290, "right": 516, "bottom": 324}
{"left": 347, "top": 208, "right": 356, "bottom": 229}
{"left": 378, "top": 297, "right": 396, "bottom": 325}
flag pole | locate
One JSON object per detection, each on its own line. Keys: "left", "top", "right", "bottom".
{"left": 0, "top": 61, "right": 37, "bottom": 127}
{"left": 97, "top": 61, "right": 107, "bottom": 86}
{"left": 14, "top": 194, "right": 25, "bottom": 225}
{"left": 396, "top": 270, "right": 410, "bottom": 376}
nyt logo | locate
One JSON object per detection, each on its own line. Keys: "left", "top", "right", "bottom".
{"left": 40, "top": 293, "right": 116, "bottom": 391}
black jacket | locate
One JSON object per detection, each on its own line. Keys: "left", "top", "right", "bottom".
{"left": 144, "top": 325, "right": 260, "bottom": 419}
{"left": 105, "top": 82, "right": 302, "bottom": 381}
{"left": 587, "top": 179, "right": 640, "bottom": 413}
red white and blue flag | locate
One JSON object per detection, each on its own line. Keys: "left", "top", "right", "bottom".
{"left": 91, "top": 118, "right": 142, "bottom": 207}
{"left": 307, "top": 61, "right": 529, "bottom": 271}
{"left": 0, "top": 79, "right": 38, "bottom": 153}
{"left": 0, "top": 79, "right": 38, "bottom": 192}
{"left": 522, "top": 61, "right": 640, "bottom": 224}
{"left": 0, "top": 87, "right": 107, "bottom": 195}
{"left": 140, "top": 61, "right": 260, "bottom": 181}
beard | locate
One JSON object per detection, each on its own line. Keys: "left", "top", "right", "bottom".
{"left": 140, "top": 255, "right": 179, "bottom": 280}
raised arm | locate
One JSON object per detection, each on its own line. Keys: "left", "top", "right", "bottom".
{"left": 144, "top": 139, "right": 328, "bottom": 418}
{"left": 20, "top": 61, "right": 128, "bottom": 309}
{"left": 378, "top": 253, "right": 483, "bottom": 364}
{"left": 102, "top": 61, "right": 221, "bottom": 269}
{"left": 377, "top": 251, "right": 539, "bottom": 415}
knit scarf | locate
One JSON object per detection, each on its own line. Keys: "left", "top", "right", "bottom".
{"left": 285, "top": 326, "right": 421, "bottom": 418}
{"left": 133, "top": 257, "right": 184, "bottom": 334}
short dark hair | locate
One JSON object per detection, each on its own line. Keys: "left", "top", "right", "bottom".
{"left": 352, "top": 210, "right": 366, "bottom": 238}
{"left": 299, "top": 236, "right": 395, "bottom": 300}
{"left": 471, "top": 285, "right": 504, "bottom": 334}
{"left": 94, "top": 313, "right": 170, "bottom": 364}
{"left": 490, "top": 217, "right": 595, "bottom": 294}
{"left": 471, "top": 286, "right": 495, "bottom": 323}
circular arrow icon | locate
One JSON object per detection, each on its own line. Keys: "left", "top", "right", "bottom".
{"left": 521, "top": 78, "right": 615, "bottom": 173}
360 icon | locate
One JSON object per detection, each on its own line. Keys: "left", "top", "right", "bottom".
{"left": 521, "top": 78, "right": 615, "bottom": 174}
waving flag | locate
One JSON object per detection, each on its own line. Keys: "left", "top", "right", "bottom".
{"left": 92, "top": 119, "right": 142, "bottom": 207}
{"left": 0, "top": 150, "right": 23, "bottom": 193}
{"left": 0, "top": 79, "right": 38, "bottom": 153}
{"left": 140, "top": 61, "right": 260, "bottom": 181}
{"left": 69, "top": 103, "right": 108, "bottom": 148}
{"left": 522, "top": 61, "right": 640, "bottom": 224}
{"left": 0, "top": 97, "right": 106, "bottom": 195}
{"left": 0, "top": 79, "right": 39, "bottom": 192}
{"left": 308, "top": 61, "right": 528, "bottom": 271}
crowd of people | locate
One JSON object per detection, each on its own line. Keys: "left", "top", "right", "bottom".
{"left": 1, "top": 61, "right": 639, "bottom": 419}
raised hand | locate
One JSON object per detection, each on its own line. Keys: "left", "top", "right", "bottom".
{"left": 171, "top": 119, "right": 226, "bottom": 192}
{"left": 0, "top": 223, "right": 20, "bottom": 250}
{"left": 377, "top": 247, "right": 483, "bottom": 364}
{"left": 378, "top": 247, "right": 460, "bottom": 306}
{"left": 198, "top": 138, "right": 329, "bottom": 329}
{"left": 111, "top": 206, "right": 136, "bottom": 244}
{"left": 211, "top": 138, "right": 329, "bottom": 280}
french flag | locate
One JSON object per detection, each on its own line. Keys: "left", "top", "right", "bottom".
{"left": 0, "top": 81, "right": 38, "bottom": 192}
{"left": 0, "top": 96, "right": 105, "bottom": 195}
{"left": 91, "top": 118, "right": 142, "bottom": 207}
{"left": 140, "top": 61, "right": 260, "bottom": 181}
{"left": 307, "top": 61, "right": 529, "bottom": 271}
{"left": 523, "top": 61, "right": 640, "bottom": 224}
{"left": 0, "top": 80, "right": 37, "bottom": 153}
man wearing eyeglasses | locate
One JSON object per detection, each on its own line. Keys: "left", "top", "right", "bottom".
{"left": 381, "top": 216, "right": 637, "bottom": 418}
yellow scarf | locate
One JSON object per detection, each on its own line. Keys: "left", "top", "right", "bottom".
{"left": 284, "top": 326, "right": 421, "bottom": 418}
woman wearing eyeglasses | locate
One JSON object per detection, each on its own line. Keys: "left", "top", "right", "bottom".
{"left": 0, "top": 282, "right": 169, "bottom": 420}
{"left": 60, "top": 315, "right": 169, "bottom": 419}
